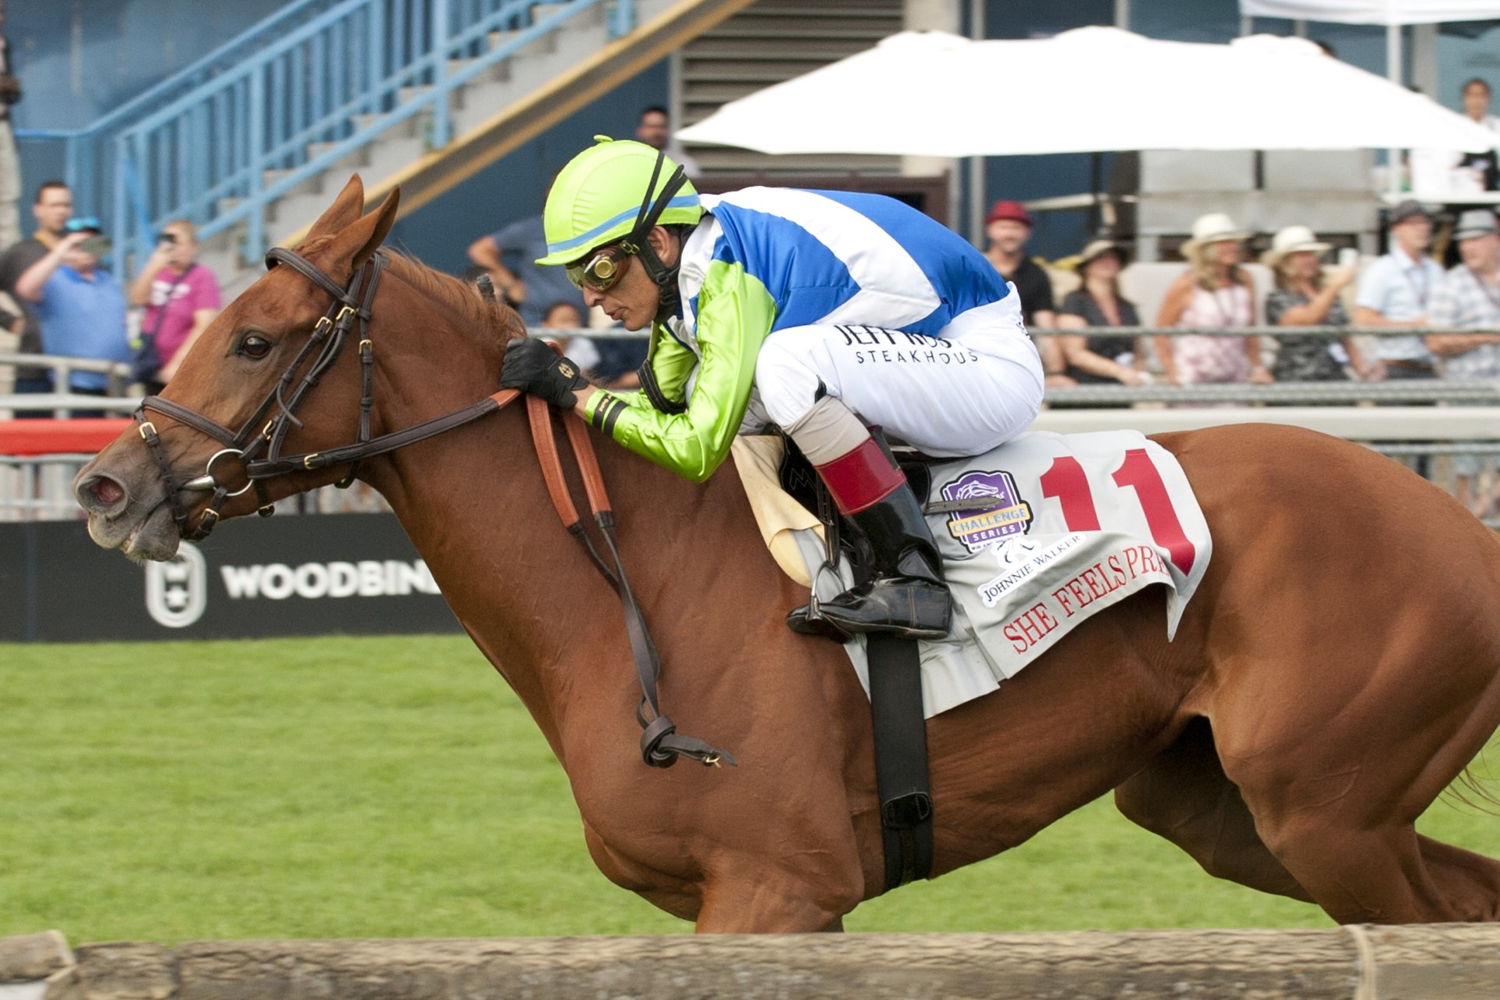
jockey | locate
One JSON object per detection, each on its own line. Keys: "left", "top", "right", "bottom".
{"left": 501, "top": 137, "right": 1044, "bottom": 641}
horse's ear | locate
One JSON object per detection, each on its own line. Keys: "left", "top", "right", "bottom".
{"left": 348, "top": 187, "right": 400, "bottom": 270}
{"left": 306, "top": 175, "right": 366, "bottom": 239}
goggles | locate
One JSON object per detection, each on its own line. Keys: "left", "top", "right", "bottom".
{"left": 566, "top": 244, "right": 634, "bottom": 293}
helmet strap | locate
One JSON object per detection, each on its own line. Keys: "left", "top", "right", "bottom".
{"left": 620, "top": 152, "right": 692, "bottom": 323}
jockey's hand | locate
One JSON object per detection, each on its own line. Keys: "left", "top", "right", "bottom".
{"left": 501, "top": 337, "right": 591, "bottom": 409}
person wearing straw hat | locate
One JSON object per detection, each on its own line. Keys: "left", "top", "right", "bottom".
{"left": 1427, "top": 208, "right": 1500, "bottom": 517}
{"left": 1055, "top": 239, "right": 1147, "bottom": 388}
{"left": 1261, "top": 225, "right": 1370, "bottom": 386}
{"left": 1153, "top": 213, "right": 1268, "bottom": 390}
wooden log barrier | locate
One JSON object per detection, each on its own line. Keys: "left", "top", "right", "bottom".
{"left": 6, "top": 925, "right": 1500, "bottom": 1000}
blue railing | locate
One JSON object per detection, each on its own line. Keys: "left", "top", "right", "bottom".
{"left": 15, "top": 0, "right": 348, "bottom": 234}
{"left": 18, "top": 0, "right": 633, "bottom": 274}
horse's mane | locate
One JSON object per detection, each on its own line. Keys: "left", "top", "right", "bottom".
{"left": 291, "top": 233, "right": 525, "bottom": 344}
{"left": 381, "top": 250, "right": 527, "bottom": 343}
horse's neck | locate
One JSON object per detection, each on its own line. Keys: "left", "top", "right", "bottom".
{"left": 367, "top": 400, "right": 722, "bottom": 753}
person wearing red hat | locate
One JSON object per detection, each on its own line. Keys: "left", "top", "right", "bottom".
{"left": 981, "top": 199, "right": 1071, "bottom": 387}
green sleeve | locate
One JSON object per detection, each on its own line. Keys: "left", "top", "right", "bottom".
{"left": 582, "top": 261, "right": 776, "bottom": 482}
{"left": 639, "top": 328, "right": 697, "bottom": 411}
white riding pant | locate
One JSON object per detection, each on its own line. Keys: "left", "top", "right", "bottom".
{"left": 744, "top": 295, "right": 1044, "bottom": 457}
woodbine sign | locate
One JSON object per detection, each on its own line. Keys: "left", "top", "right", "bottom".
{"left": 0, "top": 513, "right": 460, "bottom": 641}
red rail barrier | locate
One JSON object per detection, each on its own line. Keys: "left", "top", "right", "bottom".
{"left": 0, "top": 419, "right": 133, "bottom": 457}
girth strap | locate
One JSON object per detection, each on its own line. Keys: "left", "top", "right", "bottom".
{"left": 867, "top": 633, "right": 935, "bottom": 891}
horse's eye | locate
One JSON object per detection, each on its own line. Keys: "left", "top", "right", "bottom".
{"left": 238, "top": 335, "right": 273, "bottom": 360}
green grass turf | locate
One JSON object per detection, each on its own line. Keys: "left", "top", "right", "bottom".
{"left": 3, "top": 635, "right": 1498, "bottom": 942}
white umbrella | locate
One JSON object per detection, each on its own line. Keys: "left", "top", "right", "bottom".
{"left": 1239, "top": 1, "right": 1500, "bottom": 24}
{"left": 675, "top": 27, "right": 1500, "bottom": 157}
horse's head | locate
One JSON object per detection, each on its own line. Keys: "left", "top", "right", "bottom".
{"left": 74, "top": 174, "right": 504, "bottom": 561}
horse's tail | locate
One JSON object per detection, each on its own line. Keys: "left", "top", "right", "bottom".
{"left": 1443, "top": 760, "right": 1500, "bottom": 816}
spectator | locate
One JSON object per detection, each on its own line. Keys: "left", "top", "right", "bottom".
{"left": 1154, "top": 213, "right": 1267, "bottom": 389}
{"left": 1055, "top": 239, "right": 1148, "bottom": 388}
{"left": 539, "top": 300, "right": 646, "bottom": 390}
{"left": 537, "top": 299, "right": 590, "bottom": 359}
{"left": 126, "top": 219, "right": 221, "bottom": 394}
{"left": 1456, "top": 78, "right": 1500, "bottom": 191}
{"left": 1426, "top": 208, "right": 1500, "bottom": 517}
{"left": 0, "top": 180, "right": 72, "bottom": 404}
{"left": 1261, "top": 225, "right": 1370, "bottom": 387}
{"left": 14, "top": 216, "right": 129, "bottom": 413}
{"left": 982, "top": 199, "right": 1069, "bottom": 386}
{"left": 1353, "top": 199, "right": 1442, "bottom": 382}
{"left": 635, "top": 105, "right": 701, "bottom": 179}
{"left": 466, "top": 213, "right": 587, "bottom": 329}
{"left": 0, "top": 1, "right": 21, "bottom": 251}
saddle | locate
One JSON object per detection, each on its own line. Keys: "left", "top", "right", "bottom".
{"left": 739, "top": 428, "right": 1215, "bottom": 893}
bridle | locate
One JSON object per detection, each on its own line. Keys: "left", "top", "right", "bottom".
{"left": 135, "top": 246, "right": 391, "bottom": 538}
{"left": 139, "top": 247, "right": 531, "bottom": 537}
{"left": 132, "top": 243, "right": 732, "bottom": 769}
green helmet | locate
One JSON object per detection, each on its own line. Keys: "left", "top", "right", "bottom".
{"left": 536, "top": 136, "right": 702, "bottom": 267}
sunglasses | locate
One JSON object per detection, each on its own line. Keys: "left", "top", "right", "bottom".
{"left": 64, "top": 216, "right": 103, "bottom": 234}
{"left": 566, "top": 244, "right": 634, "bottom": 293}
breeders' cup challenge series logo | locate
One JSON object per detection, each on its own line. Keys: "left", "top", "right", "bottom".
{"left": 941, "top": 470, "right": 1033, "bottom": 553}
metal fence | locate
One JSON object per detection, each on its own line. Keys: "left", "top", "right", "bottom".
{"left": 6, "top": 326, "right": 1500, "bottom": 524}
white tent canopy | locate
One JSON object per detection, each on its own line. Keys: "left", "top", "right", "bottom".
{"left": 675, "top": 28, "right": 1499, "bottom": 157}
{"left": 1239, "top": 1, "right": 1500, "bottom": 25}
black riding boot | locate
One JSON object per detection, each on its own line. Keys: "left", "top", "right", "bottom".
{"left": 788, "top": 481, "right": 952, "bottom": 641}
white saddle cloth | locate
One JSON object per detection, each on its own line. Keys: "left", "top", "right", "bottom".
{"left": 731, "top": 429, "right": 1213, "bottom": 718}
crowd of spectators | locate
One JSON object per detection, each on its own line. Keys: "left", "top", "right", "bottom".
{"left": 980, "top": 194, "right": 1500, "bottom": 515}
{"left": 0, "top": 179, "right": 223, "bottom": 415}
{"left": 4, "top": 85, "right": 1500, "bottom": 511}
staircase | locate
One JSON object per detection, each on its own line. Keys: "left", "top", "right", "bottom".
{"left": 50, "top": 0, "right": 759, "bottom": 299}
{"left": 677, "top": 0, "right": 903, "bottom": 177}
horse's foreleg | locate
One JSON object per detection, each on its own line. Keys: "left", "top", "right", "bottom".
{"left": 1415, "top": 835, "right": 1500, "bottom": 922}
{"left": 1113, "top": 718, "right": 1313, "bottom": 903}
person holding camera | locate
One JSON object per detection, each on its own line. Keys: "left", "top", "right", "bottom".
{"left": 13, "top": 216, "right": 129, "bottom": 413}
{"left": 127, "top": 219, "right": 220, "bottom": 393}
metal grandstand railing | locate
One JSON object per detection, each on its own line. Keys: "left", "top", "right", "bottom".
{"left": 5, "top": 325, "right": 1500, "bottom": 521}
{"left": 17, "top": 0, "right": 634, "bottom": 273}
{"left": 15, "top": 0, "right": 352, "bottom": 249}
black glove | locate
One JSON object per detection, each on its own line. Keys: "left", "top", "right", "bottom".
{"left": 500, "top": 337, "right": 591, "bottom": 409}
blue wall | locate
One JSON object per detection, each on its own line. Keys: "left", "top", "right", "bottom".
{"left": 8, "top": 0, "right": 289, "bottom": 130}
{"left": 384, "top": 62, "right": 670, "bottom": 277}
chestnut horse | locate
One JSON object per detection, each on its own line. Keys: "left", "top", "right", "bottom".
{"left": 75, "top": 177, "right": 1500, "bottom": 931}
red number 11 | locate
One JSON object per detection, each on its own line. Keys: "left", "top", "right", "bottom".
{"left": 1038, "top": 449, "right": 1196, "bottom": 575}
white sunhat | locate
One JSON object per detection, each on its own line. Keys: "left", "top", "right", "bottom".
{"left": 1260, "top": 224, "right": 1333, "bottom": 268}
{"left": 1180, "top": 213, "right": 1253, "bottom": 258}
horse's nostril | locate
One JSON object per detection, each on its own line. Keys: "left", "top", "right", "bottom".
{"left": 88, "top": 475, "right": 126, "bottom": 508}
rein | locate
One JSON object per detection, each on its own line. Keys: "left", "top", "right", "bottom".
{"left": 134, "top": 245, "right": 732, "bottom": 769}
